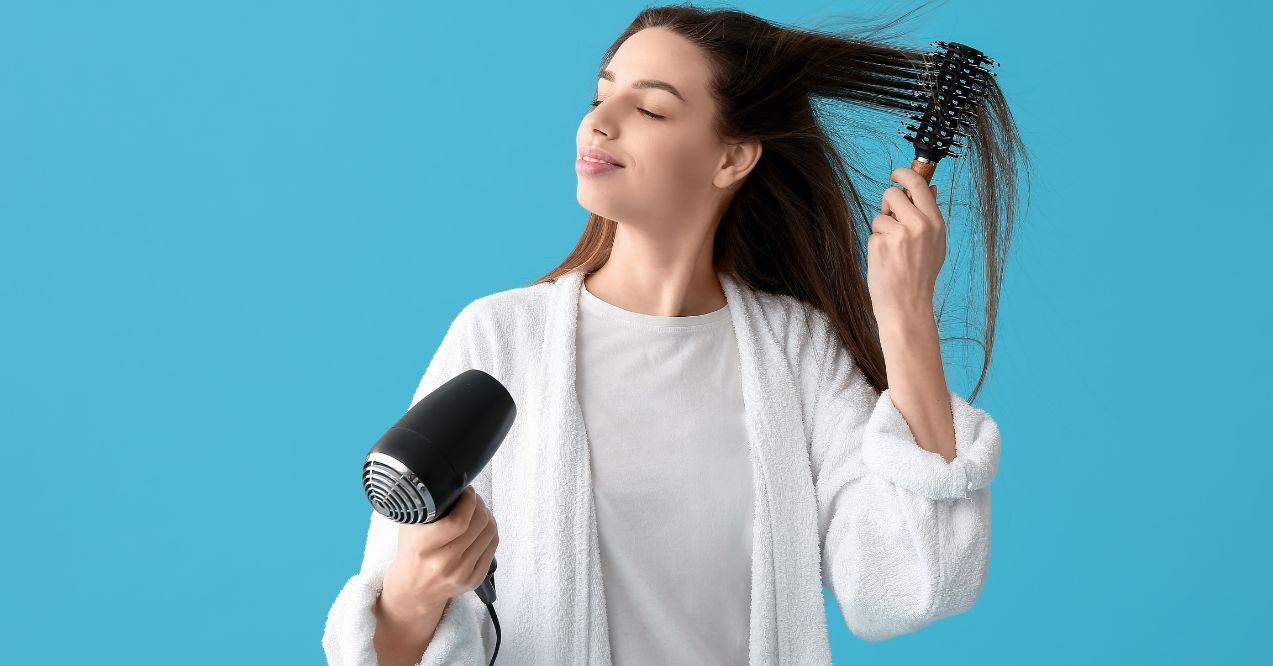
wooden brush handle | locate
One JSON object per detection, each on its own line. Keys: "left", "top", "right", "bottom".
{"left": 910, "top": 158, "right": 936, "bottom": 183}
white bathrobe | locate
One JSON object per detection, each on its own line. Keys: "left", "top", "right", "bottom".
{"left": 322, "top": 268, "right": 1001, "bottom": 666}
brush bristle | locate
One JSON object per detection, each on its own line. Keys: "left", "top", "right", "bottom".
{"left": 900, "top": 41, "right": 998, "bottom": 162}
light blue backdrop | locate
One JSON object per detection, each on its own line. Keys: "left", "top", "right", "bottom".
{"left": 2, "top": 1, "right": 1267, "bottom": 664}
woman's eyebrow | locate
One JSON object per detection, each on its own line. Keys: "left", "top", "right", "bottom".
{"left": 598, "top": 69, "right": 686, "bottom": 103}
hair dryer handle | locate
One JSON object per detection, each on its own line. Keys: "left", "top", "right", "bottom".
{"left": 475, "top": 556, "right": 498, "bottom": 605}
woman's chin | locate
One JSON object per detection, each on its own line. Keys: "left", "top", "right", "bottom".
{"left": 577, "top": 192, "right": 623, "bottom": 217}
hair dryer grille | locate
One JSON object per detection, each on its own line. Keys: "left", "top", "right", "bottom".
{"left": 362, "top": 451, "right": 439, "bottom": 524}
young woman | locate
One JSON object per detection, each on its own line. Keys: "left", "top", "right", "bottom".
{"left": 324, "top": 5, "right": 1026, "bottom": 665}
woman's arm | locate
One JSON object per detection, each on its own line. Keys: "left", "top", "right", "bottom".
{"left": 799, "top": 308, "right": 1002, "bottom": 640}
{"left": 322, "top": 302, "right": 498, "bottom": 665}
{"left": 372, "top": 574, "right": 448, "bottom": 666}
{"left": 877, "top": 305, "right": 957, "bottom": 463}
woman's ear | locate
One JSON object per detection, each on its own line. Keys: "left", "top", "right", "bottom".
{"left": 713, "top": 140, "right": 762, "bottom": 190}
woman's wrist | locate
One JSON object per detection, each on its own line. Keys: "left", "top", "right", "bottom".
{"left": 373, "top": 569, "right": 450, "bottom": 666}
{"left": 379, "top": 562, "right": 451, "bottom": 620}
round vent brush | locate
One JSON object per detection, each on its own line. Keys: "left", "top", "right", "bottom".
{"left": 899, "top": 40, "right": 998, "bottom": 182}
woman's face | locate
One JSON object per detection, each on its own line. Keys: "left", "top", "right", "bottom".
{"left": 576, "top": 27, "right": 743, "bottom": 229}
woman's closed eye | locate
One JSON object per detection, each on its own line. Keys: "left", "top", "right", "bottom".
{"left": 589, "top": 99, "right": 665, "bottom": 120}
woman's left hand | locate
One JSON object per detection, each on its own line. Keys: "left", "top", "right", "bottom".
{"left": 866, "top": 166, "right": 946, "bottom": 325}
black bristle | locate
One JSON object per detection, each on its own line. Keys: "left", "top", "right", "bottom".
{"left": 900, "top": 41, "right": 997, "bottom": 165}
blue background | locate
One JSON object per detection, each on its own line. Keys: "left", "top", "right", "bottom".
{"left": 2, "top": 0, "right": 1267, "bottom": 663}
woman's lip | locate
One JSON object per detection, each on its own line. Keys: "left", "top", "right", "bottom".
{"left": 579, "top": 146, "right": 625, "bottom": 166}
{"left": 576, "top": 158, "right": 624, "bottom": 175}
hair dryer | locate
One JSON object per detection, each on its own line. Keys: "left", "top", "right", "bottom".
{"left": 362, "top": 368, "right": 515, "bottom": 664}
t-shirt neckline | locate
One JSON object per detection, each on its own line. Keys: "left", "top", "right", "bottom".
{"left": 580, "top": 282, "right": 731, "bottom": 329}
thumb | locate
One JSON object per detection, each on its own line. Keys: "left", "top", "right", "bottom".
{"left": 930, "top": 184, "right": 937, "bottom": 197}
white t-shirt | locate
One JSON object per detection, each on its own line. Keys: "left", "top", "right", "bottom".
{"left": 575, "top": 281, "right": 754, "bottom": 665}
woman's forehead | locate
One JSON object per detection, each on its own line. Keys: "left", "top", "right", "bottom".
{"left": 603, "top": 29, "right": 709, "bottom": 96}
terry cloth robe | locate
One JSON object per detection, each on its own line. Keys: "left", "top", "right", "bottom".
{"left": 321, "top": 268, "right": 1002, "bottom": 666}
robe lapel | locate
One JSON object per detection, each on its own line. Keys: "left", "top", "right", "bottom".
{"left": 535, "top": 269, "right": 832, "bottom": 666}
{"left": 718, "top": 271, "right": 833, "bottom": 665}
{"left": 534, "top": 269, "right": 613, "bottom": 665}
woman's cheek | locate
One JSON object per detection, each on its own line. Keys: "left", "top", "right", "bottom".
{"left": 654, "top": 143, "right": 705, "bottom": 186}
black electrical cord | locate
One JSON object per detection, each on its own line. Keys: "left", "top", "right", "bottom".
{"left": 483, "top": 601, "right": 501, "bottom": 665}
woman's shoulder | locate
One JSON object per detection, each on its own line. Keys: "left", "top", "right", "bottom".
{"left": 448, "top": 279, "right": 556, "bottom": 372}
{"left": 461, "top": 279, "right": 555, "bottom": 333}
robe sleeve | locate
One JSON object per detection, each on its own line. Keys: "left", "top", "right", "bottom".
{"left": 321, "top": 303, "right": 498, "bottom": 666}
{"left": 803, "top": 309, "right": 1001, "bottom": 641}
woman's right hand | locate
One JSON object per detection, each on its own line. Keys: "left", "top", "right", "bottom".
{"left": 381, "top": 485, "right": 499, "bottom": 614}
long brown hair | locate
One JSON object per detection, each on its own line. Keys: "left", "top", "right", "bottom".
{"left": 530, "top": 2, "right": 1031, "bottom": 401}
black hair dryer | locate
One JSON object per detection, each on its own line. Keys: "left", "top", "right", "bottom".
{"left": 361, "top": 368, "right": 515, "bottom": 606}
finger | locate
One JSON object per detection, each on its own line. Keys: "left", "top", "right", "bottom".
{"left": 871, "top": 213, "right": 905, "bottom": 235}
{"left": 444, "top": 497, "right": 492, "bottom": 562}
{"left": 467, "top": 525, "right": 500, "bottom": 588}
{"left": 882, "top": 187, "right": 923, "bottom": 226}
{"left": 460, "top": 513, "right": 498, "bottom": 581}
{"left": 880, "top": 184, "right": 907, "bottom": 217}
{"left": 440, "top": 487, "right": 479, "bottom": 541}
{"left": 456, "top": 485, "right": 477, "bottom": 520}
{"left": 890, "top": 167, "right": 941, "bottom": 221}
